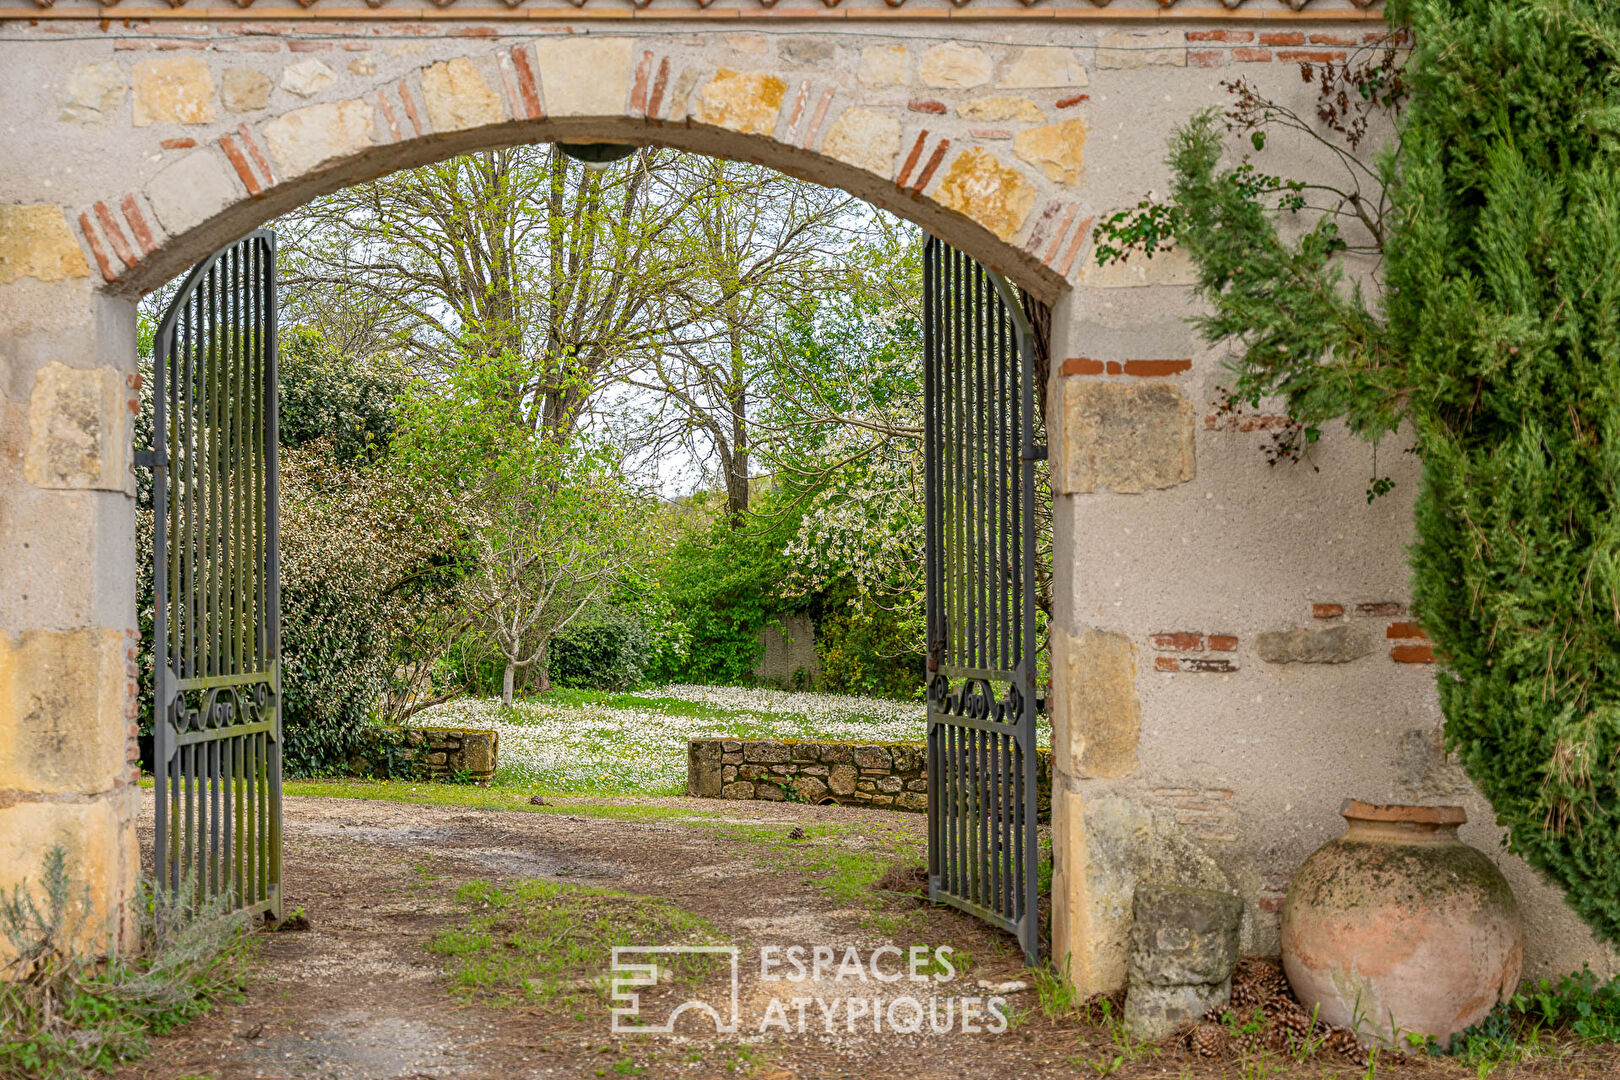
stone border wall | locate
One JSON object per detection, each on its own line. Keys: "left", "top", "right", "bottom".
{"left": 687, "top": 737, "right": 1051, "bottom": 815}
{"left": 348, "top": 726, "right": 498, "bottom": 783}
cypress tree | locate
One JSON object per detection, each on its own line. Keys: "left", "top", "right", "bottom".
{"left": 1152, "top": 0, "right": 1620, "bottom": 940}
{"left": 1391, "top": 0, "right": 1620, "bottom": 940}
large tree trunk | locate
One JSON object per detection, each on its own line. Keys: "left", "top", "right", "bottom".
{"left": 534, "top": 641, "right": 552, "bottom": 693}
{"left": 724, "top": 327, "right": 749, "bottom": 526}
{"left": 502, "top": 660, "right": 516, "bottom": 706}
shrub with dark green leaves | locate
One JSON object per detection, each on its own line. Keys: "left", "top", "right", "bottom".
{"left": 660, "top": 513, "right": 797, "bottom": 685}
{"left": 548, "top": 612, "right": 653, "bottom": 692}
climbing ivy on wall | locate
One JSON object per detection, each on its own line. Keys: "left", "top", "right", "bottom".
{"left": 1115, "top": 0, "right": 1620, "bottom": 941}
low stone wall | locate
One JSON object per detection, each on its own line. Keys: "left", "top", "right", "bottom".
{"left": 687, "top": 737, "right": 1051, "bottom": 815}
{"left": 348, "top": 726, "right": 498, "bottom": 783}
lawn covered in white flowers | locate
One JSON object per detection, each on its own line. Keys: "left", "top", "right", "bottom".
{"left": 414, "top": 684, "right": 930, "bottom": 795}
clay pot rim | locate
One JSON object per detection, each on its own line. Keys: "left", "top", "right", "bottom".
{"left": 1340, "top": 799, "right": 1467, "bottom": 826}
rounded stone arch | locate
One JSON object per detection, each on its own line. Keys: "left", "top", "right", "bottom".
{"left": 69, "top": 36, "right": 1090, "bottom": 301}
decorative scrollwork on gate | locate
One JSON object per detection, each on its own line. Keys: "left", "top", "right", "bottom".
{"left": 161, "top": 679, "right": 278, "bottom": 748}
{"left": 928, "top": 675, "right": 1023, "bottom": 725}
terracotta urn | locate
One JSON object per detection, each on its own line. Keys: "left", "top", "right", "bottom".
{"left": 1280, "top": 800, "right": 1524, "bottom": 1050}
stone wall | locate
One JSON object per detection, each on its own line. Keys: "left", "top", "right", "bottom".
{"left": 686, "top": 737, "right": 1051, "bottom": 815}
{"left": 754, "top": 614, "right": 821, "bottom": 690}
{"left": 347, "top": 726, "right": 498, "bottom": 783}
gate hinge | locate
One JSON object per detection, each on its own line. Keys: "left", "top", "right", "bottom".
{"left": 133, "top": 450, "right": 168, "bottom": 469}
{"left": 1021, "top": 444, "right": 1048, "bottom": 462}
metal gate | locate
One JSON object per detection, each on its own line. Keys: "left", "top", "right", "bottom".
{"left": 147, "top": 230, "right": 282, "bottom": 918}
{"left": 923, "top": 237, "right": 1042, "bottom": 962}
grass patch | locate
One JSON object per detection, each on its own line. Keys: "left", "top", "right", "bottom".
{"left": 0, "top": 848, "right": 252, "bottom": 1080}
{"left": 428, "top": 878, "right": 721, "bottom": 1013}
{"left": 698, "top": 819, "right": 921, "bottom": 908}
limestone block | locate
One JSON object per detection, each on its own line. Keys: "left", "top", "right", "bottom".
{"left": 723, "top": 33, "right": 768, "bottom": 56}
{"left": 1254, "top": 624, "right": 1373, "bottom": 665}
{"left": 756, "top": 782, "right": 786, "bottom": 801}
{"left": 935, "top": 148, "right": 1035, "bottom": 243}
{"left": 132, "top": 57, "right": 217, "bottom": 127}
{"left": 1014, "top": 117, "right": 1087, "bottom": 185}
{"left": 59, "top": 63, "right": 126, "bottom": 123}
{"left": 1124, "top": 982, "right": 1228, "bottom": 1041}
{"left": 828, "top": 763, "right": 858, "bottom": 796}
{"left": 821, "top": 107, "right": 902, "bottom": 177}
{"left": 535, "top": 38, "right": 634, "bottom": 117}
{"left": 723, "top": 781, "right": 755, "bottom": 800}
{"left": 0, "top": 205, "right": 89, "bottom": 285}
{"left": 694, "top": 69, "right": 786, "bottom": 136}
{"left": 820, "top": 743, "right": 853, "bottom": 764}
{"left": 1078, "top": 796, "right": 1240, "bottom": 992}
{"left": 24, "top": 363, "right": 127, "bottom": 491}
{"left": 999, "top": 47, "right": 1089, "bottom": 89}
{"left": 1080, "top": 247, "right": 1198, "bottom": 289}
{"left": 1127, "top": 885, "right": 1243, "bottom": 986}
{"left": 956, "top": 96, "right": 1044, "bottom": 124}
{"left": 0, "top": 629, "right": 129, "bottom": 795}
{"left": 422, "top": 58, "right": 505, "bottom": 133}
{"left": 1096, "top": 30, "right": 1187, "bottom": 71}
{"left": 877, "top": 775, "right": 903, "bottom": 794}
{"left": 461, "top": 730, "right": 496, "bottom": 774}
{"left": 1058, "top": 381, "right": 1195, "bottom": 494}
{"left": 1052, "top": 626, "right": 1139, "bottom": 780}
{"left": 263, "top": 99, "right": 376, "bottom": 181}
{"left": 145, "top": 148, "right": 243, "bottom": 238}
{"left": 896, "top": 792, "right": 928, "bottom": 812}
{"left": 743, "top": 740, "right": 790, "bottom": 764}
{"left": 1123, "top": 885, "right": 1242, "bottom": 1040}
{"left": 222, "top": 67, "right": 273, "bottom": 113}
{"left": 0, "top": 791, "right": 140, "bottom": 964}
{"left": 853, "top": 745, "right": 891, "bottom": 770}
{"left": 794, "top": 776, "right": 829, "bottom": 803}
{"left": 920, "top": 43, "right": 993, "bottom": 90}
{"left": 858, "top": 45, "right": 909, "bottom": 88}
{"left": 281, "top": 59, "right": 336, "bottom": 99}
{"left": 689, "top": 739, "right": 724, "bottom": 797}
{"left": 1050, "top": 780, "right": 1097, "bottom": 993}
{"left": 785, "top": 39, "right": 836, "bottom": 66}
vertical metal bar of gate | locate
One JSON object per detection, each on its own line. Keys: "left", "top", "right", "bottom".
{"left": 924, "top": 237, "right": 1042, "bottom": 963}
{"left": 150, "top": 230, "right": 282, "bottom": 919}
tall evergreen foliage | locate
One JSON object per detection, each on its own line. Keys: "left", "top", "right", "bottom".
{"left": 1391, "top": 0, "right": 1620, "bottom": 940}
{"left": 1144, "top": 0, "right": 1620, "bottom": 939}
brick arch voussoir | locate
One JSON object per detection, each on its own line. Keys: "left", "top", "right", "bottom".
{"left": 73, "top": 38, "right": 1081, "bottom": 301}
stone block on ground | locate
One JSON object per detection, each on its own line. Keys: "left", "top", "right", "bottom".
{"left": 1124, "top": 883, "right": 1243, "bottom": 1041}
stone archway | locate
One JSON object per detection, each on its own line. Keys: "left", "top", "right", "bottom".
{"left": 4, "top": 22, "right": 1099, "bottom": 963}
{"left": 55, "top": 33, "right": 1095, "bottom": 297}
{"left": 10, "top": 0, "right": 1610, "bottom": 998}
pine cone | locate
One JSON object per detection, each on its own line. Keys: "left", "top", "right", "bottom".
{"left": 1326, "top": 1026, "right": 1370, "bottom": 1066}
{"left": 1188, "top": 1023, "right": 1226, "bottom": 1058}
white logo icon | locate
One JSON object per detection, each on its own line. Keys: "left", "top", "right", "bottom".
{"left": 610, "top": 946, "right": 740, "bottom": 1034}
